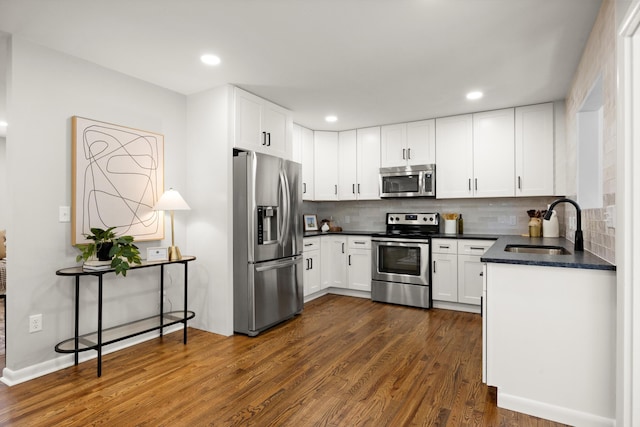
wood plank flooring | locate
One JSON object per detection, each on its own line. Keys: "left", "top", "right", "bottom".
{"left": 0, "top": 295, "right": 568, "bottom": 426}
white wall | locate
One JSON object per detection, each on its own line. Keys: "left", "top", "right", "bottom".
{"left": 0, "top": 137, "right": 6, "bottom": 228}
{"left": 185, "top": 86, "right": 234, "bottom": 336}
{"left": 3, "top": 37, "right": 188, "bottom": 378}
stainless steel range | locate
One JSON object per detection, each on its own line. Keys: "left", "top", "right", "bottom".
{"left": 371, "top": 213, "right": 439, "bottom": 308}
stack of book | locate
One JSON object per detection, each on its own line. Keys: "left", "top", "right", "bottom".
{"left": 82, "top": 260, "right": 112, "bottom": 271}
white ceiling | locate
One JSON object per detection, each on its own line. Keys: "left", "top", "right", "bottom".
{"left": 0, "top": 0, "right": 602, "bottom": 136}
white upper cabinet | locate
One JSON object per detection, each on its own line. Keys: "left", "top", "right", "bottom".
{"left": 436, "top": 110, "right": 515, "bottom": 199}
{"left": 293, "top": 124, "right": 315, "bottom": 200}
{"left": 472, "top": 108, "right": 515, "bottom": 198}
{"left": 356, "top": 126, "right": 381, "bottom": 200}
{"left": 234, "top": 87, "right": 292, "bottom": 159}
{"left": 301, "top": 127, "right": 315, "bottom": 200}
{"left": 435, "top": 114, "right": 474, "bottom": 198}
{"left": 515, "top": 103, "right": 555, "bottom": 196}
{"left": 380, "top": 120, "right": 435, "bottom": 167}
{"left": 338, "top": 130, "right": 358, "bottom": 200}
{"left": 337, "top": 127, "right": 380, "bottom": 201}
{"left": 313, "top": 131, "right": 339, "bottom": 200}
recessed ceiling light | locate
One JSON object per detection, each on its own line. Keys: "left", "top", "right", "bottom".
{"left": 325, "top": 115, "right": 338, "bottom": 123}
{"left": 200, "top": 54, "right": 221, "bottom": 66}
{"left": 0, "top": 121, "right": 7, "bottom": 127}
{"left": 466, "top": 91, "right": 483, "bottom": 100}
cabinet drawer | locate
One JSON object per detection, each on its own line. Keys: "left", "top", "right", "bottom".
{"left": 303, "top": 238, "right": 321, "bottom": 252}
{"left": 348, "top": 236, "right": 371, "bottom": 250}
{"left": 431, "top": 238, "right": 457, "bottom": 254}
{"left": 457, "top": 239, "right": 495, "bottom": 255}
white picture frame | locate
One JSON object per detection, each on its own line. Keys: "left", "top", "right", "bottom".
{"left": 147, "top": 247, "right": 169, "bottom": 262}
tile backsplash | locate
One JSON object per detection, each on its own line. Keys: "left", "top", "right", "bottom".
{"left": 304, "top": 197, "right": 564, "bottom": 236}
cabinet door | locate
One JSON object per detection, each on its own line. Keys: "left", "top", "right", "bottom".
{"left": 406, "top": 119, "right": 435, "bottom": 165}
{"left": 473, "top": 108, "right": 515, "bottom": 198}
{"left": 262, "top": 103, "right": 289, "bottom": 159}
{"left": 303, "top": 251, "right": 322, "bottom": 296}
{"left": 435, "top": 114, "right": 474, "bottom": 199}
{"left": 325, "top": 236, "right": 348, "bottom": 288}
{"left": 301, "top": 127, "right": 315, "bottom": 200}
{"left": 348, "top": 248, "right": 372, "bottom": 291}
{"left": 457, "top": 255, "right": 483, "bottom": 305}
{"left": 380, "top": 123, "right": 407, "bottom": 167}
{"left": 292, "top": 124, "right": 302, "bottom": 163}
{"left": 432, "top": 253, "right": 458, "bottom": 302}
{"left": 338, "top": 130, "right": 358, "bottom": 200}
{"left": 234, "top": 89, "right": 263, "bottom": 152}
{"left": 515, "top": 103, "right": 554, "bottom": 196}
{"left": 313, "top": 131, "right": 339, "bottom": 200}
{"left": 356, "top": 126, "right": 381, "bottom": 200}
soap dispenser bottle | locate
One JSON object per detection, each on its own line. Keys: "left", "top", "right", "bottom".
{"left": 542, "top": 206, "right": 559, "bottom": 237}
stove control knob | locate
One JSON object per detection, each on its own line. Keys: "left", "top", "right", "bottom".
{"left": 429, "top": 217, "right": 434, "bottom": 222}
{"left": 395, "top": 217, "right": 400, "bottom": 221}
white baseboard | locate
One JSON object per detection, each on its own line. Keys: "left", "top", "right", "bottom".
{"left": 305, "top": 288, "right": 370, "bottom": 304}
{"left": 1, "top": 325, "right": 183, "bottom": 387}
{"left": 498, "top": 390, "right": 615, "bottom": 427}
{"left": 433, "top": 300, "right": 481, "bottom": 314}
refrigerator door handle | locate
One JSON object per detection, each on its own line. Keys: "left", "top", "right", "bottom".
{"left": 255, "top": 256, "right": 301, "bottom": 272}
{"left": 278, "top": 167, "right": 291, "bottom": 246}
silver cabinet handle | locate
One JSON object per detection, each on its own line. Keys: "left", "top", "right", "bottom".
{"left": 518, "top": 176, "right": 522, "bottom": 190}
{"left": 439, "top": 245, "right": 450, "bottom": 249}
{"left": 342, "top": 242, "right": 345, "bottom": 253}
{"left": 357, "top": 183, "right": 360, "bottom": 194}
{"left": 304, "top": 243, "right": 313, "bottom": 247}
{"left": 354, "top": 241, "right": 366, "bottom": 245}
{"left": 348, "top": 255, "right": 351, "bottom": 266}
{"left": 468, "top": 179, "right": 471, "bottom": 191}
{"left": 479, "top": 271, "right": 484, "bottom": 277}
{"left": 334, "top": 185, "right": 337, "bottom": 195}
{"left": 267, "top": 132, "right": 271, "bottom": 146}
{"left": 470, "top": 247, "right": 485, "bottom": 251}
{"left": 402, "top": 148, "right": 406, "bottom": 160}
{"left": 303, "top": 183, "right": 306, "bottom": 194}
{"left": 475, "top": 178, "right": 478, "bottom": 191}
{"left": 352, "top": 184, "right": 355, "bottom": 194}
{"left": 433, "top": 260, "right": 436, "bottom": 273}
{"left": 262, "top": 131, "right": 267, "bottom": 146}
{"left": 407, "top": 148, "right": 411, "bottom": 159}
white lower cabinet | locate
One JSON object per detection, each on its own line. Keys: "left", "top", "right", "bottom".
{"left": 321, "top": 235, "right": 348, "bottom": 289}
{"left": 302, "top": 238, "right": 321, "bottom": 297}
{"left": 432, "top": 238, "right": 495, "bottom": 307}
{"left": 431, "top": 239, "right": 458, "bottom": 302}
{"left": 347, "top": 237, "right": 371, "bottom": 291}
{"left": 320, "top": 235, "right": 371, "bottom": 291}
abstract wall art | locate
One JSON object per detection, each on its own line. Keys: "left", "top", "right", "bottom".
{"left": 72, "top": 116, "right": 164, "bottom": 245}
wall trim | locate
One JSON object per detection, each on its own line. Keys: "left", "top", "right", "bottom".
{"left": 498, "top": 390, "right": 615, "bottom": 427}
{"left": 1, "top": 325, "right": 183, "bottom": 386}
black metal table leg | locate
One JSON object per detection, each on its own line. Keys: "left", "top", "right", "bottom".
{"left": 97, "top": 275, "right": 103, "bottom": 377}
{"left": 160, "top": 265, "right": 164, "bottom": 336}
{"left": 183, "top": 262, "right": 188, "bottom": 344}
{"left": 74, "top": 276, "right": 79, "bottom": 366}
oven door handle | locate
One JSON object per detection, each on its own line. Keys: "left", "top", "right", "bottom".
{"left": 372, "top": 239, "right": 431, "bottom": 246}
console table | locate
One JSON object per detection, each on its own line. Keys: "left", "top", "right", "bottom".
{"left": 55, "top": 256, "right": 196, "bottom": 377}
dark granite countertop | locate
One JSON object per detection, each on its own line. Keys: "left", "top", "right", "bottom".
{"left": 303, "top": 230, "right": 380, "bottom": 238}
{"left": 481, "top": 235, "right": 616, "bottom": 271}
{"left": 431, "top": 233, "right": 501, "bottom": 240}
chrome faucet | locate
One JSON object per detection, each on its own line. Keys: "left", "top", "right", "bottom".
{"left": 543, "top": 198, "right": 583, "bottom": 252}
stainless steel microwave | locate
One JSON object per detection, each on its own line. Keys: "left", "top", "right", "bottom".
{"left": 379, "top": 164, "right": 435, "bottom": 198}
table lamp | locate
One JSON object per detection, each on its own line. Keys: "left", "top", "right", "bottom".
{"left": 153, "top": 188, "right": 191, "bottom": 260}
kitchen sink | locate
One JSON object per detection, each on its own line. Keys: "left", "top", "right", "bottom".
{"left": 504, "top": 245, "right": 571, "bottom": 255}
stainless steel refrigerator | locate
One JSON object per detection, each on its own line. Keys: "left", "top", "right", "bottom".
{"left": 233, "top": 151, "right": 303, "bottom": 336}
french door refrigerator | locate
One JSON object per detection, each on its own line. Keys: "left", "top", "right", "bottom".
{"left": 233, "top": 151, "right": 303, "bottom": 336}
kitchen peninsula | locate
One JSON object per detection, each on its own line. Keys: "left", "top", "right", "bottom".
{"left": 482, "top": 236, "right": 615, "bottom": 426}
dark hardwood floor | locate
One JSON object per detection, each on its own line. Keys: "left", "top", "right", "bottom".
{"left": 0, "top": 295, "right": 567, "bottom": 426}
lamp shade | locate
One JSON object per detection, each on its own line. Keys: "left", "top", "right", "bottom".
{"left": 153, "top": 188, "right": 191, "bottom": 211}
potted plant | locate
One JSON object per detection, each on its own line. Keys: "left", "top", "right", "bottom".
{"left": 76, "top": 227, "right": 142, "bottom": 276}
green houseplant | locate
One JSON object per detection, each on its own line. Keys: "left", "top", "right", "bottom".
{"left": 76, "top": 227, "right": 142, "bottom": 276}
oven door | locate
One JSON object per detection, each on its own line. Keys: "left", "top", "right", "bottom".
{"left": 372, "top": 238, "right": 430, "bottom": 285}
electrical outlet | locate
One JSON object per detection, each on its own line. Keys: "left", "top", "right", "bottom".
{"left": 29, "top": 314, "right": 43, "bottom": 333}
{"left": 59, "top": 206, "right": 70, "bottom": 222}
{"left": 509, "top": 216, "right": 517, "bottom": 226}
